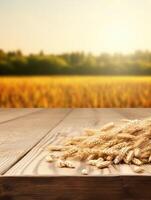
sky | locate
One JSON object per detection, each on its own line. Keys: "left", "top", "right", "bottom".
{"left": 0, "top": 0, "right": 151, "bottom": 54}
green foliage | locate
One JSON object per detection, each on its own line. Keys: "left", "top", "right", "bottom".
{"left": 0, "top": 49, "right": 151, "bottom": 75}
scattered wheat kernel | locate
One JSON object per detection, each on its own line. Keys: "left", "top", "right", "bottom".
{"left": 81, "top": 169, "right": 88, "bottom": 175}
{"left": 97, "top": 157, "right": 104, "bottom": 162}
{"left": 57, "top": 160, "right": 66, "bottom": 168}
{"left": 133, "top": 166, "right": 144, "bottom": 173}
{"left": 106, "top": 155, "right": 113, "bottom": 161}
{"left": 46, "top": 118, "right": 151, "bottom": 173}
{"left": 87, "top": 154, "right": 95, "bottom": 160}
{"left": 149, "top": 155, "right": 151, "bottom": 162}
{"left": 57, "top": 160, "right": 75, "bottom": 168}
{"left": 88, "top": 160, "right": 97, "bottom": 166}
{"left": 64, "top": 161, "right": 75, "bottom": 168}
{"left": 141, "top": 158, "right": 148, "bottom": 164}
{"left": 45, "top": 155, "right": 54, "bottom": 162}
{"left": 141, "top": 151, "right": 150, "bottom": 159}
{"left": 125, "top": 150, "right": 134, "bottom": 163}
{"left": 48, "top": 145, "right": 63, "bottom": 151}
{"left": 132, "top": 158, "right": 142, "bottom": 166}
{"left": 96, "top": 161, "right": 111, "bottom": 169}
{"left": 134, "top": 148, "right": 141, "bottom": 157}
{"left": 114, "top": 155, "right": 122, "bottom": 164}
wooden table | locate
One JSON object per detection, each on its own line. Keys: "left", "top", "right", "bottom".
{"left": 0, "top": 108, "right": 151, "bottom": 200}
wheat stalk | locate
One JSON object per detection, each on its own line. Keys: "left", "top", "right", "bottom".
{"left": 46, "top": 118, "right": 151, "bottom": 175}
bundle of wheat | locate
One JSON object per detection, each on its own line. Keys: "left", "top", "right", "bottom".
{"left": 46, "top": 118, "right": 151, "bottom": 175}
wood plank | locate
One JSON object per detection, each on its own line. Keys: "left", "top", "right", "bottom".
{"left": 0, "top": 108, "right": 41, "bottom": 124}
{"left": 6, "top": 108, "right": 151, "bottom": 176}
{"left": 6, "top": 108, "right": 129, "bottom": 176}
{"left": 1, "top": 109, "right": 151, "bottom": 200}
{"left": 0, "top": 176, "right": 122, "bottom": 200}
{"left": 113, "top": 108, "right": 151, "bottom": 119}
{"left": 0, "top": 109, "right": 71, "bottom": 175}
{"left": 1, "top": 176, "right": 151, "bottom": 200}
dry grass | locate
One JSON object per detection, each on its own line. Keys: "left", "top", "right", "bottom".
{"left": 1, "top": 76, "right": 151, "bottom": 107}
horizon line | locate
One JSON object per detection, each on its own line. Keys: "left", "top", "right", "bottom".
{"left": 1, "top": 49, "right": 151, "bottom": 56}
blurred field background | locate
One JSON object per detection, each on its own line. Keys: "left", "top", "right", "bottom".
{"left": 1, "top": 76, "right": 151, "bottom": 108}
{"left": 1, "top": 51, "right": 151, "bottom": 107}
{"left": 1, "top": 0, "right": 151, "bottom": 107}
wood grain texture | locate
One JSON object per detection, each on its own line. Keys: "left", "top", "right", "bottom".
{"left": 0, "top": 176, "right": 122, "bottom": 200}
{"left": 0, "top": 109, "right": 71, "bottom": 175}
{"left": 6, "top": 108, "right": 150, "bottom": 176}
{"left": 112, "top": 108, "right": 151, "bottom": 119}
{"left": 1, "top": 176, "right": 151, "bottom": 200}
{"left": 1, "top": 109, "right": 151, "bottom": 200}
{"left": 0, "top": 108, "right": 41, "bottom": 124}
{"left": 5, "top": 108, "right": 151, "bottom": 176}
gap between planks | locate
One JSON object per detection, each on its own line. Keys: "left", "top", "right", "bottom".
{"left": 2, "top": 109, "right": 72, "bottom": 175}
{"left": 0, "top": 109, "right": 72, "bottom": 175}
{"left": 0, "top": 108, "right": 42, "bottom": 125}
{"left": 5, "top": 108, "right": 151, "bottom": 176}
{"left": 5, "top": 108, "right": 138, "bottom": 176}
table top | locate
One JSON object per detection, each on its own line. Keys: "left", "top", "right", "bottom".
{"left": 1, "top": 108, "right": 151, "bottom": 200}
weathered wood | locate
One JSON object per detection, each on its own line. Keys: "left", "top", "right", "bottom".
{"left": 121, "top": 176, "right": 151, "bottom": 199}
{"left": 0, "top": 108, "right": 40, "bottom": 124}
{"left": 0, "top": 176, "right": 122, "bottom": 200}
{"left": 5, "top": 108, "right": 151, "bottom": 176}
{"left": 113, "top": 108, "right": 151, "bottom": 119}
{"left": 1, "top": 176, "right": 151, "bottom": 200}
{"left": 1, "top": 109, "right": 151, "bottom": 200}
{"left": 0, "top": 109, "right": 71, "bottom": 174}
{"left": 6, "top": 108, "right": 132, "bottom": 176}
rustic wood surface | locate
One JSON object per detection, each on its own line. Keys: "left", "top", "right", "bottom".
{"left": 0, "top": 108, "right": 151, "bottom": 200}
{"left": 1, "top": 176, "right": 151, "bottom": 200}
{"left": 0, "top": 108, "right": 41, "bottom": 124}
{"left": 0, "top": 109, "right": 71, "bottom": 174}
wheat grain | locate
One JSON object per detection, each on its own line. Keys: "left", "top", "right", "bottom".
{"left": 47, "top": 145, "right": 64, "bottom": 151}
{"left": 121, "top": 119, "right": 133, "bottom": 122}
{"left": 57, "top": 160, "right": 75, "bottom": 168}
{"left": 87, "top": 154, "right": 96, "bottom": 160}
{"left": 132, "top": 158, "right": 143, "bottom": 166}
{"left": 62, "top": 147, "right": 78, "bottom": 159}
{"left": 133, "top": 166, "right": 144, "bottom": 173}
{"left": 96, "top": 161, "right": 111, "bottom": 169}
{"left": 45, "top": 155, "right": 54, "bottom": 162}
{"left": 84, "top": 129, "right": 98, "bottom": 136}
{"left": 100, "top": 122, "right": 114, "bottom": 131}
{"left": 125, "top": 150, "right": 134, "bottom": 163}
{"left": 81, "top": 169, "right": 88, "bottom": 175}
{"left": 117, "top": 134, "right": 135, "bottom": 140}
{"left": 106, "top": 155, "right": 113, "bottom": 161}
{"left": 114, "top": 155, "right": 122, "bottom": 164}
{"left": 88, "top": 159, "right": 98, "bottom": 166}
{"left": 149, "top": 155, "right": 151, "bottom": 162}
{"left": 134, "top": 148, "right": 141, "bottom": 157}
{"left": 46, "top": 118, "right": 151, "bottom": 173}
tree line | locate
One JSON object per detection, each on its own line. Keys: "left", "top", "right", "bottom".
{"left": 0, "top": 49, "right": 151, "bottom": 75}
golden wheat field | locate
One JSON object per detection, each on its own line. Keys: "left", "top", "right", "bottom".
{"left": 0, "top": 76, "right": 151, "bottom": 107}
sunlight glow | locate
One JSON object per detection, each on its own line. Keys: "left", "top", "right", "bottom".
{"left": 0, "top": 0, "right": 150, "bottom": 54}
{"left": 101, "top": 20, "right": 137, "bottom": 53}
